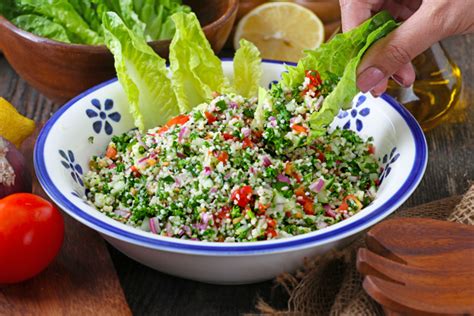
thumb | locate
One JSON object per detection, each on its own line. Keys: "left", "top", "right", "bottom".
{"left": 356, "top": 6, "right": 442, "bottom": 93}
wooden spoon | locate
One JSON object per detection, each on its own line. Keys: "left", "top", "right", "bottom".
{"left": 357, "top": 218, "right": 474, "bottom": 316}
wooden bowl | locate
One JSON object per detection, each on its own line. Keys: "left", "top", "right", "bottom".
{"left": 0, "top": 0, "right": 238, "bottom": 103}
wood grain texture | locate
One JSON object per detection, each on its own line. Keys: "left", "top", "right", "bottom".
{"left": 0, "top": 126, "right": 131, "bottom": 315}
{"left": 357, "top": 218, "right": 474, "bottom": 315}
{"left": 0, "top": 34, "right": 472, "bottom": 315}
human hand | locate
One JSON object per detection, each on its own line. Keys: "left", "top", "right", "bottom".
{"left": 340, "top": 0, "right": 474, "bottom": 96}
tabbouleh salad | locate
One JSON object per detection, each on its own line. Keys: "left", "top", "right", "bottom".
{"left": 84, "top": 70, "right": 382, "bottom": 242}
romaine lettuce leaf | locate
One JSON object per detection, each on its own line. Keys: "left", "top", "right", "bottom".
{"left": 11, "top": 14, "right": 72, "bottom": 43}
{"left": 103, "top": 12, "right": 179, "bottom": 131}
{"left": 309, "top": 19, "right": 398, "bottom": 135}
{"left": 134, "top": 0, "right": 191, "bottom": 40}
{"left": 233, "top": 39, "right": 262, "bottom": 98}
{"left": 16, "top": 0, "right": 102, "bottom": 45}
{"left": 169, "top": 12, "right": 230, "bottom": 113}
{"left": 68, "top": 0, "right": 102, "bottom": 33}
{"left": 281, "top": 11, "right": 394, "bottom": 90}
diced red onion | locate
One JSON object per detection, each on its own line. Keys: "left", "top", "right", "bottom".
{"left": 114, "top": 209, "right": 131, "bottom": 218}
{"left": 229, "top": 101, "right": 238, "bottom": 109}
{"left": 210, "top": 187, "right": 218, "bottom": 193}
{"left": 241, "top": 127, "right": 251, "bottom": 138}
{"left": 108, "top": 163, "right": 116, "bottom": 169}
{"left": 178, "top": 126, "right": 189, "bottom": 143}
{"left": 224, "top": 172, "right": 232, "bottom": 180}
{"left": 249, "top": 167, "right": 256, "bottom": 174}
{"left": 268, "top": 116, "right": 277, "bottom": 127}
{"left": 0, "top": 137, "right": 32, "bottom": 198}
{"left": 262, "top": 156, "right": 272, "bottom": 167}
{"left": 149, "top": 217, "right": 160, "bottom": 234}
{"left": 202, "top": 212, "right": 212, "bottom": 225}
{"left": 289, "top": 117, "right": 297, "bottom": 124}
{"left": 165, "top": 222, "right": 173, "bottom": 236}
{"left": 137, "top": 156, "right": 148, "bottom": 164}
{"left": 203, "top": 166, "right": 212, "bottom": 176}
{"left": 323, "top": 205, "right": 337, "bottom": 218}
{"left": 277, "top": 173, "right": 291, "bottom": 184}
{"left": 183, "top": 225, "right": 192, "bottom": 237}
{"left": 309, "top": 178, "right": 325, "bottom": 193}
{"left": 135, "top": 130, "right": 148, "bottom": 149}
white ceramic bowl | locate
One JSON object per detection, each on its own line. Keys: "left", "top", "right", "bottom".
{"left": 34, "top": 60, "right": 427, "bottom": 284}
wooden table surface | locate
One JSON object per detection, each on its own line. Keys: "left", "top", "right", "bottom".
{"left": 1, "top": 34, "right": 472, "bottom": 315}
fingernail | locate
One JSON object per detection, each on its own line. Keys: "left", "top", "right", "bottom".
{"left": 357, "top": 67, "right": 385, "bottom": 92}
{"left": 392, "top": 74, "right": 406, "bottom": 87}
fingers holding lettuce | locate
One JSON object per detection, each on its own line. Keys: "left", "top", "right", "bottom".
{"left": 340, "top": 0, "right": 474, "bottom": 96}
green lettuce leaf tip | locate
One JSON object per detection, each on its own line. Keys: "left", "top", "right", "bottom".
{"left": 103, "top": 11, "right": 179, "bottom": 131}
{"left": 169, "top": 11, "right": 230, "bottom": 113}
{"left": 233, "top": 39, "right": 262, "bottom": 98}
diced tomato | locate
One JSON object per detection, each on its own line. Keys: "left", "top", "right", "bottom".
{"left": 130, "top": 165, "right": 141, "bottom": 178}
{"left": 285, "top": 211, "right": 292, "bottom": 218}
{"left": 257, "top": 203, "right": 269, "bottom": 215}
{"left": 252, "top": 130, "right": 263, "bottom": 139}
{"left": 223, "top": 133, "right": 234, "bottom": 141}
{"left": 205, "top": 111, "right": 218, "bottom": 124}
{"left": 266, "top": 228, "right": 278, "bottom": 238}
{"left": 294, "top": 186, "right": 315, "bottom": 215}
{"left": 302, "top": 200, "right": 314, "bottom": 215}
{"left": 242, "top": 137, "right": 253, "bottom": 149}
{"left": 294, "top": 186, "right": 305, "bottom": 197}
{"left": 217, "top": 151, "right": 229, "bottom": 164}
{"left": 374, "top": 179, "right": 380, "bottom": 187}
{"left": 368, "top": 144, "right": 375, "bottom": 154}
{"left": 105, "top": 145, "right": 117, "bottom": 159}
{"left": 231, "top": 185, "right": 253, "bottom": 208}
{"left": 316, "top": 150, "right": 326, "bottom": 163}
{"left": 166, "top": 114, "right": 189, "bottom": 127}
{"left": 293, "top": 173, "right": 302, "bottom": 183}
{"left": 284, "top": 162, "right": 293, "bottom": 175}
{"left": 267, "top": 218, "right": 276, "bottom": 228}
{"left": 158, "top": 126, "right": 169, "bottom": 135}
{"left": 216, "top": 206, "right": 231, "bottom": 222}
{"left": 338, "top": 201, "right": 349, "bottom": 211}
{"left": 291, "top": 124, "right": 308, "bottom": 134}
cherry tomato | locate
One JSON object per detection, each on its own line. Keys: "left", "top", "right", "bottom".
{"left": 0, "top": 193, "right": 64, "bottom": 284}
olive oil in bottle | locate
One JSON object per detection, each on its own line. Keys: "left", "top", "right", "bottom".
{"left": 386, "top": 42, "right": 462, "bottom": 131}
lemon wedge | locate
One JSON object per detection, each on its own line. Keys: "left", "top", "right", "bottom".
{"left": 0, "top": 97, "right": 36, "bottom": 147}
{"left": 234, "top": 2, "right": 325, "bottom": 62}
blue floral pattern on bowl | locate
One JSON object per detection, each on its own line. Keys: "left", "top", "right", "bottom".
{"left": 59, "top": 149, "right": 84, "bottom": 186}
{"left": 379, "top": 147, "right": 400, "bottom": 184}
{"left": 86, "top": 98, "right": 121, "bottom": 135}
{"left": 337, "top": 95, "right": 370, "bottom": 132}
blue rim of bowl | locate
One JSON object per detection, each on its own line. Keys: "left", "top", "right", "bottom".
{"left": 34, "top": 59, "right": 427, "bottom": 255}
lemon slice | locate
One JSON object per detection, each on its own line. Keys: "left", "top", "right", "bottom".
{"left": 0, "top": 97, "right": 35, "bottom": 147}
{"left": 234, "top": 2, "right": 325, "bottom": 62}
